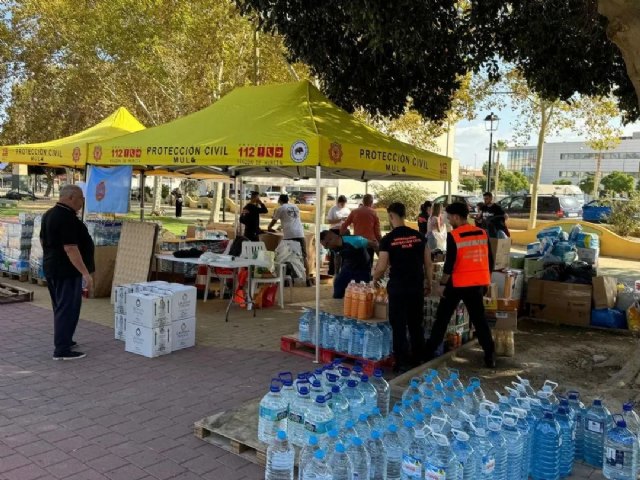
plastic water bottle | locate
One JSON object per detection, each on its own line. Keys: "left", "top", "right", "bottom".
{"left": 398, "top": 419, "right": 415, "bottom": 449}
{"left": 343, "top": 380, "right": 365, "bottom": 420}
{"left": 363, "top": 323, "right": 383, "bottom": 360}
{"left": 299, "top": 309, "right": 311, "bottom": 342}
{"left": 401, "top": 424, "right": 430, "bottom": 480}
{"left": 305, "top": 395, "right": 335, "bottom": 444}
{"left": 495, "top": 391, "right": 512, "bottom": 414}
{"left": 448, "top": 370, "right": 465, "bottom": 393}
{"left": 486, "top": 414, "right": 507, "bottom": 480}
{"left": 464, "top": 386, "right": 480, "bottom": 415}
{"left": 425, "top": 432, "right": 458, "bottom": 479}
{"left": 370, "top": 369, "right": 390, "bottom": 416}
{"left": 302, "top": 449, "right": 332, "bottom": 480}
{"left": 299, "top": 436, "right": 321, "bottom": 480}
{"left": 451, "top": 429, "right": 476, "bottom": 480}
{"left": 384, "top": 424, "right": 403, "bottom": 480}
{"left": 289, "top": 386, "right": 313, "bottom": 447}
{"left": 556, "top": 406, "right": 575, "bottom": 478}
{"left": 531, "top": 411, "right": 561, "bottom": 480}
{"left": 340, "top": 420, "right": 358, "bottom": 445}
{"left": 350, "top": 322, "right": 365, "bottom": 357}
{"left": 265, "top": 430, "right": 295, "bottom": 480}
{"left": 328, "top": 385, "right": 349, "bottom": 430}
{"left": 402, "top": 379, "right": 421, "bottom": 403}
{"left": 471, "top": 427, "right": 496, "bottom": 479}
{"left": 355, "top": 413, "right": 371, "bottom": 440}
{"left": 279, "top": 372, "right": 296, "bottom": 410}
{"left": 622, "top": 402, "right": 640, "bottom": 442}
{"left": 469, "top": 377, "right": 486, "bottom": 403}
{"left": 388, "top": 404, "right": 404, "bottom": 429}
{"left": 322, "top": 429, "right": 340, "bottom": 458}
{"left": 259, "top": 379, "right": 289, "bottom": 444}
{"left": 381, "top": 322, "right": 392, "bottom": 357}
{"left": 310, "top": 379, "right": 324, "bottom": 399}
{"left": 348, "top": 436, "right": 371, "bottom": 480}
{"left": 502, "top": 411, "right": 523, "bottom": 480}
{"left": 584, "top": 399, "right": 611, "bottom": 468}
{"left": 567, "top": 391, "right": 586, "bottom": 461}
{"left": 515, "top": 375, "right": 536, "bottom": 397}
{"left": 369, "top": 407, "right": 386, "bottom": 432}
{"left": 511, "top": 407, "right": 532, "bottom": 480}
{"left": 322, "top": 314, "right": 337, "bottom": 350}
{"left": 603, "top": 416, "right": 638, "bottom": 480}
{"left": 338, "top": 367, "right": 352, "bottom": 388}
{"left": 338, "top": 320, "right": 353, "bottom": 354}
{"left": 328, "top": 442, "right": 353, "bottom": 480}
{"left": 367, "top": 430, "right": 388, "bottom": 480}
{"left": 358, "top": 375, "right": 378, "bottom": 411}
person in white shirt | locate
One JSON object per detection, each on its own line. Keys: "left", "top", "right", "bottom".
{"left": 267, "top": 194, "right": 310, "bottom": 285}
{"left": 326, "top": 195, "right": 351, "bottom": 275}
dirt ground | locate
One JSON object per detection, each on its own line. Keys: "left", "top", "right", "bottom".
{"left": 393, "top": 319, "right": 640, "bottom": 413}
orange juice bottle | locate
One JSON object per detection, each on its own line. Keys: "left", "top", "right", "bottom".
{"left": 344, "top": 282, "right": 353, "bottom": 317}
{"left": 357, "top": 288, "right": 367, "bottom": 320}
{"left": 366, "top": 286, "right": 374, "bottom": 319}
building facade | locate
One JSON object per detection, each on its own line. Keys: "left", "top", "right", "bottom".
{"left": 507, "top": 132, "right": 640, "bottom": 185}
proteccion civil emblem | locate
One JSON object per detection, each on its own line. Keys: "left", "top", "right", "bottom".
{"left": 93, "top": 146, "right": 102, "bottom": 161}
{"left": 72, "top": 147, "right": 81, "bottom": 163}
{"left": 328, "top": 142, "right": 343, "bottom": 165}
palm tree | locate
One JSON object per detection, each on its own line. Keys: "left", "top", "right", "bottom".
{"left": 493, "top": 140, "right": 509, "bottom": 193}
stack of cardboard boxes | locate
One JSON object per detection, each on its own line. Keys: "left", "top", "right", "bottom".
{"left": 114, "top": 281, "right": 197, "bottom": 357}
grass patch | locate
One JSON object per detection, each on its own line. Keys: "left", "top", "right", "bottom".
{"left": 120, "top": 212, "right": 194, "bottom": 235}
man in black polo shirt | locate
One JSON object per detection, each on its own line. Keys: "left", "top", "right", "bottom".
{"left": 240, "top": 191, "right": 268, "bottom": 241}
{"left": 41, "top": 185, "right": 95, "bottom": 360}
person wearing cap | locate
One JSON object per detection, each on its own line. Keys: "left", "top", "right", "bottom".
{"left": 425, "top": 201, "right": 496, "bottom": 368}
{"left": 326, "top": 195, "right": 351, "bottom": 275}
{"left": 320, "top": 230, "right": 373, "bottom": 298}
{"left": 240, "top": 191, "right": 268, "bottom": 241}
{"left": 372, "top": 202, "right": 430, "bottom": 372}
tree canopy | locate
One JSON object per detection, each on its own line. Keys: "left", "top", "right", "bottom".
{"left": 600, "top": 171, "right": 635, "bottom": 194}
{"left": 238, "top": 0, "right": 640, "bottom": 123}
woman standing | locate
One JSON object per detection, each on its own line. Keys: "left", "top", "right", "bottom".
{"left": 174, "top": 189, "right": 183, "bottom": 218}
{"left": 417, "top": 201, "right": 432, "bottom": 236}
{"left": 426, "top": 203, "right": 446, "bottom": 251}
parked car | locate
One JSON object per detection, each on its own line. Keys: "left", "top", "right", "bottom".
{"left": 289, "top": 190, "right": 316, "bottom": 205}
{"left": 4, "top": 189, "right": 37, "bottom": 200}
{"left": 346, "top": 193, "right": 375, "bottom": 209}
{"left": 582, "top": 198, "right": 630, "bottom": 223}
{"left": 497, "top": 194, "right": 582, "bottom": 220}
{"left": 432, "top": 194, "right": 482, "bottom": 214}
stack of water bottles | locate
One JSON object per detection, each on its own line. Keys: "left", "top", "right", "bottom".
{"left": 298, "top": 308, "right": 393, "bottom": 361}
{"left": 261, "top": 363, "right": 640, "bottom": 480}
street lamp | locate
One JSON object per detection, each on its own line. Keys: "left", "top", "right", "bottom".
{"left": 484, "top": 112, "right": 500, "bottom": 192}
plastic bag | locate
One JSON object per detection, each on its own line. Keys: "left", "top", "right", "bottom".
{"left": 569, "top": 224, "right": 583, "bottom": 243}
{"left": 275, "top": 240, "right": 305, "bottom": 280}
{"left": 627, "top": 302, "right": 640, "bottom": 332}
{"left": 591, "top": 308, "right": 627, "bottom": 329}
{"left": 262, "top": 284, "right": 278, "bottom": 308}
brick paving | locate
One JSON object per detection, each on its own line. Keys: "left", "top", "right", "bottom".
{"left": 0, "top": 290, "right": 606, "bottom": 479}
{"left": 0, "top": 302, "right": 315, "bottom": 479}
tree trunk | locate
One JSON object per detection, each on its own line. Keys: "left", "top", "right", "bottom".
{"left": 528, "top": 102, "right": 553, "bottom": 230}
{"left": 593, "top": 152, "right": 602, "bottom": 197}
{"left": 598, "top": 0, "right": 640, "bottom": 108}
{"left": 494, "top": 150, "right": 501, "bottom": 194}
{"left": 151, "top": 176, "right": 162, "bottom": 214}
{"left": 43, "top": 168, "right": 55, "bottom": 197}
{"left": 208, "top": 182, "right": 223, "bottom": 224}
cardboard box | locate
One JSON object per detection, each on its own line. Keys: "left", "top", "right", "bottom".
{"left": 150, "top": 284, "right": 197, "bottom": 321}
{"left": 483, "top": 296, "right": 498, "bottom": 311}
{"left": 490, "top": 238, "right": 511, "bottom": 271}
{"left": 171, "top": 316, "right": 196, "bottom": 351}
{"left": 486, "top": 310, "right": 518, "bottom": 331}
{"left": 114, "top": 313, "right": 126, "bottom": 341}
{"left": 126, "top": 292, "right": 171, "bottom": 328}
{"left": 527, "top": 279, "right": 592, "bottom": 326}
{"left": 491, "top": 269, "right": 524, "bottom": 302}
{"left": 592, "top": 276, "right": 617, "bottom": 309}
{"left": 577, "top": 247, "right": 599, "bottom": 266}
{"left": 113, "top": 284, "right": 136, "bottom": 313}
{"left": 373, "top": 302, "right": 388, "bottom": 320}
{"left": 524, "top": 256, "right": 545, "bottom": 279}
{"left": 125, "top": 324, "right": 172, "bottom": 358}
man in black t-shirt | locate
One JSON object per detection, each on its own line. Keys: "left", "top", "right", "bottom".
{"left": 373, "top": 202, "right": 430, "bottom": 372}
{"left": 240, "top": 191, "right": 268, "bottom": 241}
{"left": 477, "top": 192, "right": 509, "bottom": 238}
{"left": 41, "top": 185, "right": 95, "bottom": 360}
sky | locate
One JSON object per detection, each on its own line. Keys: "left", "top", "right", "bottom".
{"left": 454, "top": 103, "right": 640, "bottom": 169}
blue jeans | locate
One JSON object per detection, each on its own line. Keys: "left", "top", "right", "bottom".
{"left": 332, "top": 266, "right": 371, "bottom": 299}
{"left": 46, "top": 276, "right": 82, "bottom": 356}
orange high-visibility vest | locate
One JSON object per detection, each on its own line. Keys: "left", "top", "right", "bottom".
{"left": 451, "top": 224, "right": 491, "bottom": 287}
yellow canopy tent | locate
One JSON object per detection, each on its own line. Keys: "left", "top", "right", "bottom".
{"left": 0, "top": 107, "right": 145, "bottom": 168}
{"left": 88, "top": 81, "right": 452, "bottom": 360}
{"left": 87, "top": 80, "right": 451, "bottom": 182}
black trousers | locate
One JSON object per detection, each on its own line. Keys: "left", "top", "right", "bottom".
{"left": 327, "top": 228, "right": 341, "bottom": 275}
{"left": 46, "top": 276, "right": 82, "bottom": 356}
{"left": 425, "top": 285, "right": 494, "bottom": 358}
{"left": 388, "top": 288, "right": 425, "bottom": 366}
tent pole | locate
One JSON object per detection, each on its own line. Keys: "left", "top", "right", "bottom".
{"left": 364, "top": 180, "right": 369, "bottom": 195}
{"left": 233, "top": 177, "right": 239, "bottom": 235}
{"left": 314, "top": 165, "right": 322, "bottom": 364}
{"left": 81, "top": 167, "right": 88, "bottom": 222}
{"left": 140, "top": 171, "right": 145, "bottom": 222}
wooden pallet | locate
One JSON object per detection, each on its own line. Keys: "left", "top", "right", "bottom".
{"left": 28, "top": 276, "right": 47, "bottom": 287}
{"left": 0, "top": 270, "right": 29, "bottom": 282}
{"left": 194, "top": 402, "right": 267, "bottom": 466}
{"left": 0, "top": 282, "right": 34, "bottom": 304}
{"left": 280, "top": 333, "right": 395, "bottom": 375}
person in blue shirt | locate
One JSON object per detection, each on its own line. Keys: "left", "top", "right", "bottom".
{"left": 320, "top": 230, "right": 377, "bottom": 298}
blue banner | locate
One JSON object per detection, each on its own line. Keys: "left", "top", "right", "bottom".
{"left": 86, "top": 165, "right": 132, "bottom": 214}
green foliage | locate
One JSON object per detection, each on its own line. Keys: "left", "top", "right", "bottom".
{"left": 552, "top": 180, "right": 573, "bottom": 185}
{"left": 459, "top": 178, "right": 478, "bottom": 193}
{"left": 601, "top": 171, "right": 635, "bottom": 194}
{"left": 500, "top": 171, "right": 529, "bottom": 194}
{"left": 239, "top": 0, "right": 639, "bottom": 122}
{"left": 607, "top": 194, "right": 640, "bottom": 237}
{"left": 372, "top": 182, "right": 435, "bottom": 219}
{"left": 579, "top": 174, "right": 595, "bottom": 194}
{"left": 161, "top": 184, "right": 170, "bottom": 199}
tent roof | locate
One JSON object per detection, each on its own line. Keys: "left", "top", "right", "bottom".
{"left": 88, "top": 81, "right": 451, "bottom": 182}
{"left": 0, "top": 107, "right": 145, "bottom": 167}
